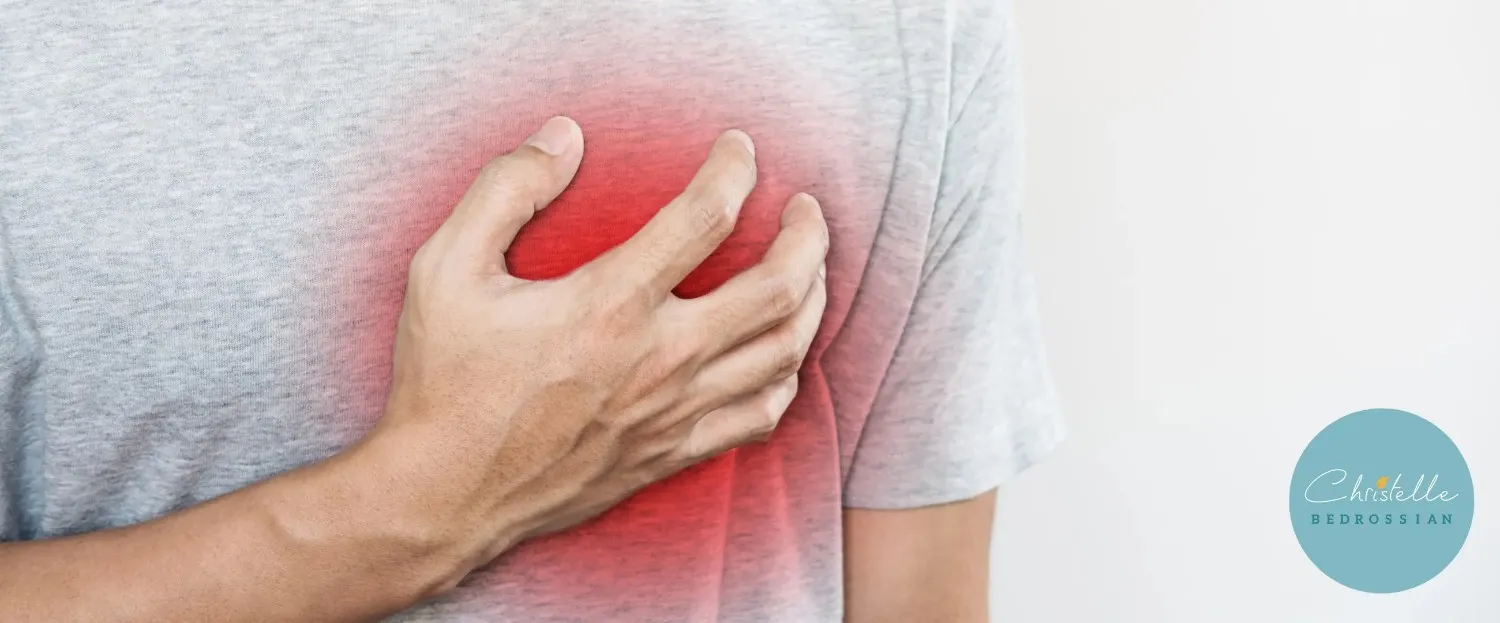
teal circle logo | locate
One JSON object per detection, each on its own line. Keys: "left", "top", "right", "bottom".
{"left": 1289, "top": 408, "right": 1473, "bottom": 593}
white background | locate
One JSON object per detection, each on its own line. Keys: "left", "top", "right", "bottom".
{"left": 992, "top": 1, "right": 1499, "bottom": 620}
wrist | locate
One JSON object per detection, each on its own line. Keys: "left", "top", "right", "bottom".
{"left": 256, "top": 426, "right": 484, "bottom": 612}
{"left": 335, "top": 421, "right": 534, "bottom": 595}
{"left": 340, "top": 426, "right": 480, "bottom": 598}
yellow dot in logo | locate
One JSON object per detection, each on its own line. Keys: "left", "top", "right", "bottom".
{"left": 1376, "top": 476, "right": 1389, "bottom": 489}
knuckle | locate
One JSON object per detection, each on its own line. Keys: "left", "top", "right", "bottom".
{"left": 682, "top": 188, "right": 736, "bottom": 238}
{"left": 570, "top": 304, "right": 641, "bottom": 365}
{"left": 406, "top": 243, "right": 455, "bottom": 290}
{"left": 761, "top": 274, "right": 802, "bottom": 318}
{"left": 587, "top": 278, "right": 651, "bottom": 327}
{"left": 781, "top": 374, "right": 800, "bottom": 396}
{"left": 477, "top": 153, "right": 547, "bottom": 202}
{"left": 475, "top": 155, "right": 514, "bottom": 191}
{"left": 593, "top": 302, "right": 641, "bottom": 344}
{"left": 773, "top": 331, "right": 808, "bottom": 378}
{"left": 756, "top": 401, "right": 785, "bottom": 439}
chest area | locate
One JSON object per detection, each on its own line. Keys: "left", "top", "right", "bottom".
{"left": 0, "top": 5, "right": 918, "bottom": 536}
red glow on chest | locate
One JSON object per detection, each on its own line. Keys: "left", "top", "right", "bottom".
{"left": 504, "top": 119, "right": 787, "bottom": 298}
{"left": 321, "top": 63, "right": 864, "bottom": 608}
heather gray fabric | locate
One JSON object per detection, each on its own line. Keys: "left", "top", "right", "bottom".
{"left": 0, "top": 1, "right": 1063, "bottom": 620}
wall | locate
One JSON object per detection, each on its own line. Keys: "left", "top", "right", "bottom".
{"left": 993, "top": 1, "right": 1499, "bottom": 620}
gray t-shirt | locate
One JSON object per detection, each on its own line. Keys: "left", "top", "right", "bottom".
{"left": 0, "top": 1, "right": 1063, "bottom": 620}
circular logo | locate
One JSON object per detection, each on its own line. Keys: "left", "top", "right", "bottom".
{"left": 1289, "top": 408, "right": 1474, "bottom": 593}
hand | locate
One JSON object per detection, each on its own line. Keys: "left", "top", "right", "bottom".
{"left": 361, "top": 116, "right": 829, "bottom": 591}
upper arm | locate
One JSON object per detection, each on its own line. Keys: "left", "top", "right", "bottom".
{"left": 843, "top": 489, "right": 998, "bottom": 623}
{"left": 839, "top": 0, "right": 1062, "bottom": 617}
{"left": 842, "top": 0, "right": 1060, "bottom": 513}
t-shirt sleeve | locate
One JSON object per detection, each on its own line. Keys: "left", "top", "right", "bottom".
{"left": 841, "top": 3, "right": 1065, "bottom": 509}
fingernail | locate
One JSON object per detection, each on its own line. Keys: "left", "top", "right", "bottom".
{"left": 818, "top": 262, "right": 826, "bottom": 279}
{"left": 525, "top": 116, "right": 577, "bottom": 156}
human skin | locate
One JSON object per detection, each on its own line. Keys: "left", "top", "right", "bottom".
{"left": 0, "top": 116, "right": 830, "bottom": 622}
{"left": 844, "top": 490, "right": 999, "bottom": 623}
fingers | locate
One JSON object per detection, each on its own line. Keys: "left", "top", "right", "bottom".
{"left": 673, "top": 192, "right": 828, "bottom": 358}
{"left": 681, "top": 374, "right": 799, "bottom": 459}
{"left": 683, "top": 261, "right": 827, "bottom": 412}
{"left": 593, "top": 130, "right": 757, "bottom": 300}
{"left": 438, "top": 116, "right": 585, "bottom": 272}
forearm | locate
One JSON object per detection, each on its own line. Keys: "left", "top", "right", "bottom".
{"left": 0, "top": 432, "right": 480, "bottom": 623}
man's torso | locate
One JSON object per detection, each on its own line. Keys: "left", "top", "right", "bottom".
{"left": 0, "top": 1, "right": 983, "bottom": 619}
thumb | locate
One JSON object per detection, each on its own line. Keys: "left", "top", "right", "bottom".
{"left": 447, "top": 116, "right": 584, "bottom": 272}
